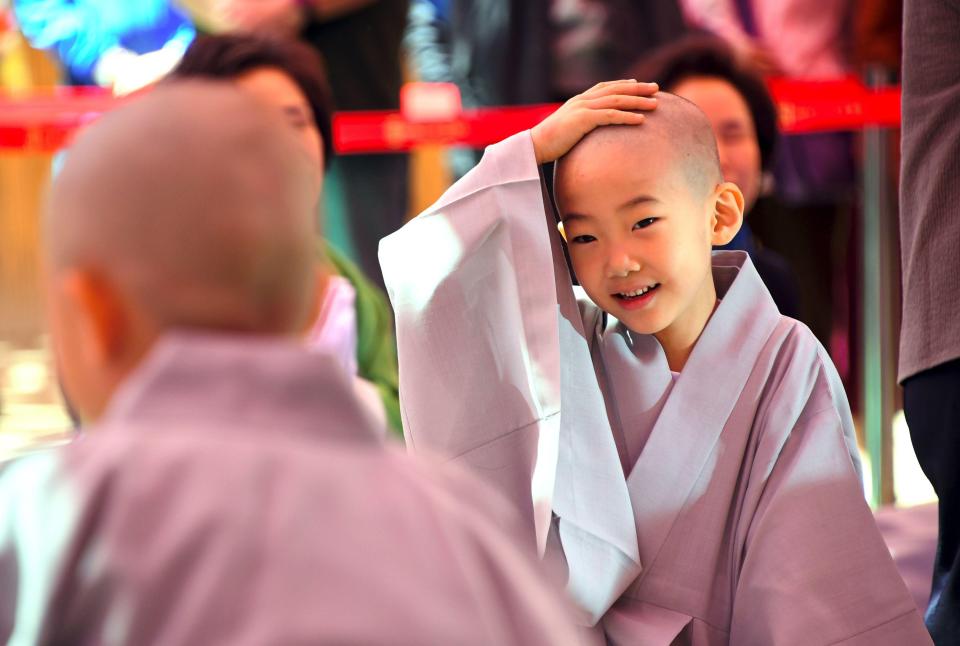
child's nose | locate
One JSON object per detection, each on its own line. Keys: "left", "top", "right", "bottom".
{"left": 606, "top": 250, "right": 642, "bottom": 278}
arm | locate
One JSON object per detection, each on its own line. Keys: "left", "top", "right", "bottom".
{"left": 678, "top": 0, "right": 782, "bottom": 75}
{"left": 679, "top": 0, "right": 751, "bottom": 47}
{"left": 380, "top": 81, "right": 656, "bottom": 540}
{"left": 379, "top": 130, "right": 560, "bottom": 539}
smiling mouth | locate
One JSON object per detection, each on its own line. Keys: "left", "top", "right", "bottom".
{"left": 613, "top": 283, "right": 660, "bottom": 301}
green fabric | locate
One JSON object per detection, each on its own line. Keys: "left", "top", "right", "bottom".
{"left": 321, "top": 160, "right": 360, "bottom": 263}
{"left": 321, "top": 241, "right": 402, "bottom": 437}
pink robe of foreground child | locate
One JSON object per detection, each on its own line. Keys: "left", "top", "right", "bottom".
{"left": 380, "top": 132, "right": 930, "bottom": 645}
{"left": 0, "top": 333, "right": 580, "bottom": 645}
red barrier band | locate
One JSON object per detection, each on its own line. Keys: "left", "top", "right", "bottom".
{"left": 0, "top": 77, "right": 902, "bottom": 153}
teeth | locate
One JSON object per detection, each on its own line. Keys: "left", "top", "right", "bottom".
{"left": 619, "top": 285, "right": 656, "bottom": 298}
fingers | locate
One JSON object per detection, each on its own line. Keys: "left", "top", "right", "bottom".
{"left": 581, "top": 80, "right": 659, "bottom": 100}
{"left": 592, "top": 110, "right": 646, "bottom": 127}
{"left": 583, "top": 94, "right": 658, "bottom": 112}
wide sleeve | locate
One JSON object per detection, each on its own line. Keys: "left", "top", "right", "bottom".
{"left": 379, "top": 131, "right": 565, "bottom": 545}
{"left": 730, "top": 397, "right": 930, "bottom": 644}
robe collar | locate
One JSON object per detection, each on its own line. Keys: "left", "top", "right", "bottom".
{"left": 551, "top": 250, "right": 782, "bottom": 624}
{"left": 98, "top": 330, "right": 383, "bottom": 445}
{"left": 623, "top": 251, "right": 782, "bottom": 572}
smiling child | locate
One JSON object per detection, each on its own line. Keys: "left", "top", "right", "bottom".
{"left": 380, "top": 84, "right": 929, "bottom": 645}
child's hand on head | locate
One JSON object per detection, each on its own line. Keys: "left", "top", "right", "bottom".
{"left": 530, "top": 80, "right": 658, "bottom": 164}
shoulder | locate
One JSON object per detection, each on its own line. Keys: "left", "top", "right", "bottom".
{"left": 747, "top": 316, "right": 849, "bottom": 435}
{"left": 754, "top": 316, "right": 861, "bottom": 474}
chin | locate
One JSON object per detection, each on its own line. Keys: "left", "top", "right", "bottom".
{"left": 605, "top": 303, "right": 672, "bottom": 336}
{"left": 621, "top": 315, "right": 670, "bottom": 337}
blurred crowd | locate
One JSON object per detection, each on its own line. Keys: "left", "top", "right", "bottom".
{"left": 0, "top": 0, "right": 905, "bottom": 393}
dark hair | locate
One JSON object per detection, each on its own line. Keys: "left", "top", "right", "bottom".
{"left": 172, "top": 34, "right": 335, "bottom": 165}
{"left": 630, "top": 35, "right": 778, "bottom": 172}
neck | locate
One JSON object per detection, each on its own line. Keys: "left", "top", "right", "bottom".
{"left": 654, "top": 276, "right": 718, "bottom": 372}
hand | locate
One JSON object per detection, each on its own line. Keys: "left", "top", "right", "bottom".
{"left": 216, "top": 0, "right": 304, "bottom": 36}
{"left": 530, "top": 80, "right": 658, "bottom": 164}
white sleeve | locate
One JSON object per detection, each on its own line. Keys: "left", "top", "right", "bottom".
{"left": 379, "top": 131, "right": 567, "bottom": 545}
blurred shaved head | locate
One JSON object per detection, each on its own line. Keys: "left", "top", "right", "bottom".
{"left": 46, "top": 81, "right": 318, "bottom": 334}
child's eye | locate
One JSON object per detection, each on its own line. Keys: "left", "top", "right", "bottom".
{"left": 571, "top": 234, "right": 597, "bottom": 244}
{"left": 633, "top": 217, "right": 658, "bottom": 230}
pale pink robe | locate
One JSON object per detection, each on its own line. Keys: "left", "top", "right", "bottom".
{"left": 0, "top": 332, "right": 581, "bottom": 645}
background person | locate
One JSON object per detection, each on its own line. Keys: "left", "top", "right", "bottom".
{"left": 900, "top": 0, "right": 960, "bottom": 640}
{"left": 13, "top": 0, "right": 195, "bottom": 93}
{"left": 631, "top": 35, "right": 801, "bottom": 320}
{"left": 171, "top": 34, "right": 402, "bottom": 436}
{"left": 213, "top": 0, "right": 411, "bottom": 290}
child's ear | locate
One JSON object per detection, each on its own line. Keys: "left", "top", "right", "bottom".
{"left": 710, "top": 182, "right": 745, "bottom": 246}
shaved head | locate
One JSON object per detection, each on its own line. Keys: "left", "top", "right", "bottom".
{"left": 557, "top": 92, "right": 722, "bottom": 198}
{"left": 46, "top": 81, "right": 318, "bottom": 334}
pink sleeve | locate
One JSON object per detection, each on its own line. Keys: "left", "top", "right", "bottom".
{"left": 379, "top": 131, "right": 564, "bottom": 544}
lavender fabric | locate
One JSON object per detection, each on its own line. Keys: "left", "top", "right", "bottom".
{"left": 380, "top": 131, "right": 931, "bottom": 644}
{"left": 0, "top": 332, "right": 581, "bottom": 645}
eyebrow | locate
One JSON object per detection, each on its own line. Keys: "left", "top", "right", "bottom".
{"left": 561, "top": 212, "right": 593, "bottom": 224}
{"left": 617, "top": 194, "right": 660, "bottom": 211}
{"left": 561, "top": 194, "right": 660, "bottom": 223}
{"left": 718, "top": 120, "right": 748, "bottom": 132}
{"left": 282, "top": 105, "right": 309, "bottom": 119}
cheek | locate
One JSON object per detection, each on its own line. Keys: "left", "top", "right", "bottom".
{"left": 733, "top": 143, "right": 762, "bottom": 189}
{"left": 302, "top": 128, "right": 323, "bottom": 171}
{"left": 568, "top": 247, "right": 590, "bottom": 281}
{"left": 568, "top": 247, "right": 604, "bottom": 292}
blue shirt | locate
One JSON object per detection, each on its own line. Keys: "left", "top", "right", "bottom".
{"left": 14, "top": 0, "right": 194, "bottom": 84}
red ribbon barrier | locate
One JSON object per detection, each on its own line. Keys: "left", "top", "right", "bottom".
{"left": 0, "top": 87, "right": 121, "bottom": 151}
{"left": 767, "top": 77, "right": 900, "bottom": 133}
{"left": 0, "top": 77, "right": 902, "bottom": 154}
